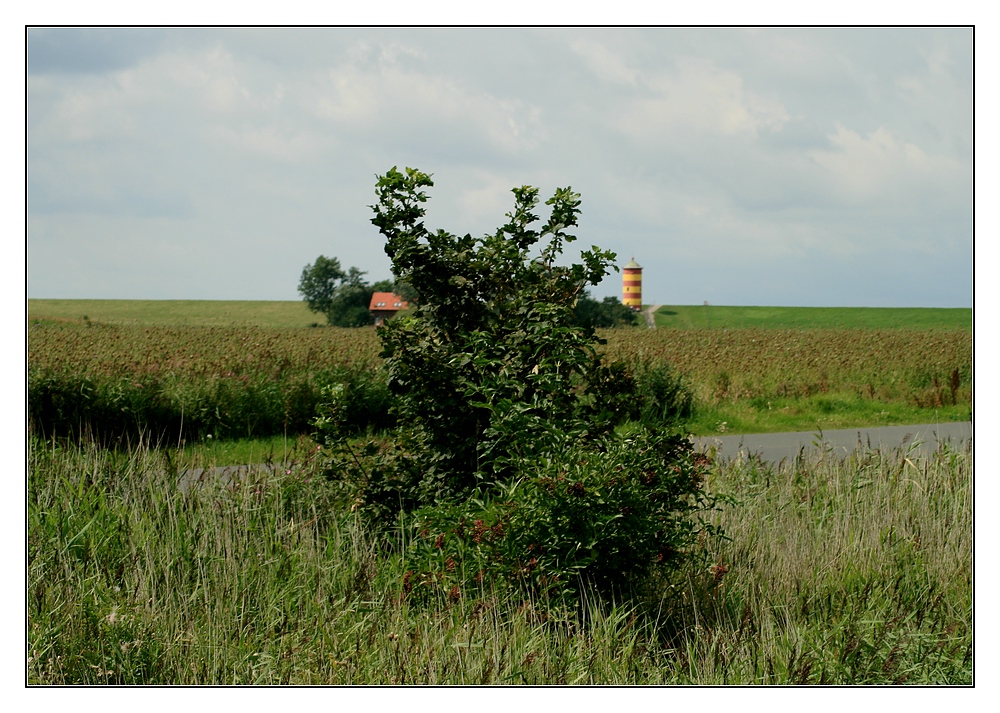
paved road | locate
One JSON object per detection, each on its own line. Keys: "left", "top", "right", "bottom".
{"left": 178, "top": 463, "right": 290, "bottom": 494}
{"left": 177, "top": 422, "right": 972, "bottom": 490}
{"left": 691, "top": 421, "right": 972, "bottom": 465}
{"left": 642, "top": 304, "right": 660, "bottom": 329}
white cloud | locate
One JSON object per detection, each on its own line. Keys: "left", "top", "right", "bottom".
{"left": 212, "top": 124, "right": 333, "bottom": 163}
{"left": 29, "top": 76, "right": 134, "bottom": 143}
{"left": 808, "top": 124, "right": 965, "bottom": 207}
{"left": 31, "top": 47, "right": 279, "bottom": 147}
{"left": 455, "top": 172, "right": 527, "bottom": 228}
{"left": 620, "top": 58, "right": 789, "bottom": 140}
{"left": 305, "top": 43, "right": 547, "bottom": 157}
{"left": 569, "top": 38, "right": 638, "bottom": 86}
{"left": 135, "top": 47, "right": 281, "bottom": 116}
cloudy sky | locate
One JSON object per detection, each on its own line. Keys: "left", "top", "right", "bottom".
{"left": 26, "top": 27, "right": 973, "bottom": 307}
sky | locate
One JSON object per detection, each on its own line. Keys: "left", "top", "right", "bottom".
{"left": 26, "top": 26, "right": 973, "bottom": 307}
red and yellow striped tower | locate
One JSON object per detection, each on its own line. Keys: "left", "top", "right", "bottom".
{"left": 622, "top": 258, "right": 642, "bottom": 311}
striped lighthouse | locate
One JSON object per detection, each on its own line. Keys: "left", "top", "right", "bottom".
{"left": 622, "top": 258, "right": 642, "bottom": 311}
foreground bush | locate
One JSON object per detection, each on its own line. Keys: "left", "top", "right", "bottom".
{"left": 401, "top": 429, "right": 722, "bottom": 603}
{"left": 311, "top": 167, "right": 720, "bottom": 606}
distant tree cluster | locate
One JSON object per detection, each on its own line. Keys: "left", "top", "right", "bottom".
{"left": 572, "top": 292, "right": 638, "bottom": 328}
{"left": 298, "top": 255, "right": 405, "bottom": 327}
{"left": 301, "top": 256, "right": 633, "bottom": 330}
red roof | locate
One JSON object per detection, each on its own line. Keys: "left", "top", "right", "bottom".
{"left": 369, "top": 292, "right": 408, "bottom": 311}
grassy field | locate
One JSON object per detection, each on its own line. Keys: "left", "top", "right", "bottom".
{"left": 29, "top": 299, "right": 973, "bottom": 331}
{"left": 27, "top": 436, "right": 971, "bottom": 684}
{"left": 652, "top": 305, "right": 972, "bottom": 330}
{"left": 28, "top": 299, "right": 322, "bottom": 328}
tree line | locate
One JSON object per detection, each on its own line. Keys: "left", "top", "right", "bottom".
{"left": 299, "top": 255, "right": 637, "bottom": 328}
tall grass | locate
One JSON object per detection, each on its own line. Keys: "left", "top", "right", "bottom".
{"left": 665, "top": 439, "right": 972, "bottom": 683}
{"left": 27, "top": 437, "right": 971, "bottom": 684}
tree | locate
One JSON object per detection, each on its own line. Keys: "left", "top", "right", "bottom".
{"left": 298, "top": 255, "right": 345, "bottom": 316}
{"left": 369, "top": 166, "right": 624, "bottom": 497}
{"left": 390, "top": 280, "right": 418, "bottom": 303}
{"left": 323, "top": 266, "right": 375, "bottom": 328}
{"left": 573, "top": 292, "right": 638, "bottom": 328}
{"left": 298, "top": 258, "right": 379, "bottom": 327}
{"left": 299, "top": 256, "right": 415, "bottom": 327}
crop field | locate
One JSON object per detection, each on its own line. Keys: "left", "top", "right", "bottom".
{"left": 27, "top": 318, "right": 972, "bottom": 440}
{"left": 603, "top": 327, "right": 971, "bottom": 433}
{"left": 27, "top": 321, "right": 388, "bottom": 444}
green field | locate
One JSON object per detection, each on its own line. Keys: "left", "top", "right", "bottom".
{"left": 28, "top": 299, "right": 973, "bottom": 331}
{"left": 28, "top": 299, "right": 322, "bottom": 328}
{"left": 652, "top": 305, "right": 972, "bottom": 330}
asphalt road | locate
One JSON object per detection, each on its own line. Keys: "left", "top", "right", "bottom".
{"left": 177, "top": 463, "right": 290, "bottom": 494}
{"left": 691, "top": 421, "right": 972, "bottom": 465}
{"left": 177, "top": 422, "right": 972, "bottom": 490}
{"left": 642, "top": 304, "right": 660, "bottom": 328}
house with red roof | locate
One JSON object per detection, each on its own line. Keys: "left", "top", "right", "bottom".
{"left": 369, "top": 292, "right": 409, "bottom": 326}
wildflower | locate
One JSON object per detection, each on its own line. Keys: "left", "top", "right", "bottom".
{"left": 710, "top": 562, "right": 728, "bottom": 584}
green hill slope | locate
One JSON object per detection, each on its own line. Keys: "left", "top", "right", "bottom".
{"left": 652, "top": 305, "right": 971, "bottom": 330}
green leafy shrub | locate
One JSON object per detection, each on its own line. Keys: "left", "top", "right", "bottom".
{"left": 315, "top": 166, "right": 721, "bottom": 606}
{"left": 402, "top": 429, "right": 722, "bottom": 603}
